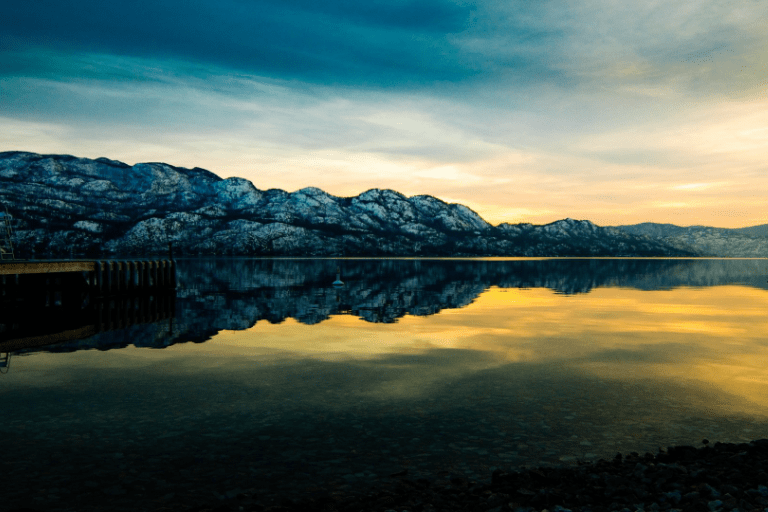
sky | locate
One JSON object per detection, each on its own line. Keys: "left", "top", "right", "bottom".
{"left": 1, "top": 1, "right": 767, "bottom": 228}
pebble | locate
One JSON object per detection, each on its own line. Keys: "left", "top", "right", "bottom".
{"left": 272, "top": 442, "right": 768, "bottom": 512}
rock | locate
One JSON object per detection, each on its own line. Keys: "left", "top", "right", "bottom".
{"left": 255, "top": 439, "right": 768, "bottom": 512}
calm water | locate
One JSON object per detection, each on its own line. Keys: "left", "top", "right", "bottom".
{"left": 3, "top": 258, "right": 768, "bottom": 510}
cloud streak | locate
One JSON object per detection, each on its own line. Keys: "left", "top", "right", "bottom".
{"left": 1, "top": 0, "right": 477, "bottom": 87}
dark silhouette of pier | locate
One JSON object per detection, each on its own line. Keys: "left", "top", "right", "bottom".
{"left": 0, "top": 258, "right": 176, "bottom": 295}
{"left": 0, "top": 257, "right": 177, "bottom": 354}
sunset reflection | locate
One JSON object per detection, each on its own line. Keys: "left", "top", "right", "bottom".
{"left": 209, "top": 284, "right": 768, "bottom": 416}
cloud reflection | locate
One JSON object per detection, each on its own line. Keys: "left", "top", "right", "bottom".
{"left": 208, "top": 284, "right": 768, "bottom": 417}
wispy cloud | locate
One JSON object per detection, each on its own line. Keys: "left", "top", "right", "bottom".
{"left": 671, "top": 183, "right": 724, "bottom": 191}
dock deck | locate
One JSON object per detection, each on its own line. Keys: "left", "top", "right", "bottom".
{"left": 0, "top": 260, "right": 96, "bottom": 275}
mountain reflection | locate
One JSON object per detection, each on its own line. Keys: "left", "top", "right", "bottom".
{"left": 6, "top": 257, "right": 768, "bottom": 354}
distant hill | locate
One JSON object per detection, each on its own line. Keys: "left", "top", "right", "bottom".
{"left": 612, "top": 223, "right": 768, "bottom": 257}
{"left": 735, "top": 224, "right": 768, "bottom": 238}
{"left": 0, "top": 151, "right": 694, "bottom": 258}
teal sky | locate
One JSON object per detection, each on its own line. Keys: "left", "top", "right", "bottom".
{"left": 2, "top": 1, "right": 767, "bottom": 227}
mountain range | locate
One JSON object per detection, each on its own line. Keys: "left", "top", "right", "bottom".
{"left": 0, "top": 151, "right": 765, "bottom": 257}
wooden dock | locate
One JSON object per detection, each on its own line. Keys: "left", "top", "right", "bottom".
{"left": 1, "top": 259, "right": 178, "bottom": 354}
{"left": 0, "top": 259, "right": 176, "bottom": 295}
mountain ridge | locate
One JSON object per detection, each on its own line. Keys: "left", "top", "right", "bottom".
{"left": 611, "top": 222, "right": 768, "bottom": 257}
{"left": 0, "top": 151, "right": 755, "bottom": 257}
{"left": 611, "top": 222, "right": 768, "bottom": 237}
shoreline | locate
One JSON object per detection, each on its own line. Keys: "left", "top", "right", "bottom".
{"left": 246, "top": 440, "right": 768, "bottom": 512}
{"left": 6, "top": 439, "right": 768, "bottom": 511}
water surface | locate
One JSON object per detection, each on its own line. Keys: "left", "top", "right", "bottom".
{"left": 3, "top": 258, "right": 768, "bottom": 510}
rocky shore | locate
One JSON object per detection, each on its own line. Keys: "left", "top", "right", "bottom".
{"left": 7, "top": 439, "right": 768, "bottom": 512}
{"left": 230, "top": 440, "right": 768, "bottom": 512}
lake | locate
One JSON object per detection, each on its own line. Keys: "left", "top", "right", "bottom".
{"left": 3, "top": 257, "right": 768, "bottom": 511}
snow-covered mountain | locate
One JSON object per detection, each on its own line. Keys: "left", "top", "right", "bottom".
{"left": 0, "top": 151, "right": 693, "bottom": 257}
{"left": 613, "top": 223, "right": 768, "bottom": 258}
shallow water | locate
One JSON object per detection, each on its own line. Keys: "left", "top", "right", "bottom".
{"left": 3, "top": 257, "right": 768, "bottom": 510}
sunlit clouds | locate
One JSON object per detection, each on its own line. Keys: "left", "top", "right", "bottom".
{"left": 2, "top": 1, "right": 767, "bottom": 227}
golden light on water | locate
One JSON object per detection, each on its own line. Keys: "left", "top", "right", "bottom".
{"left": 207, "top": 284, "right": 768, "bottom": 416}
